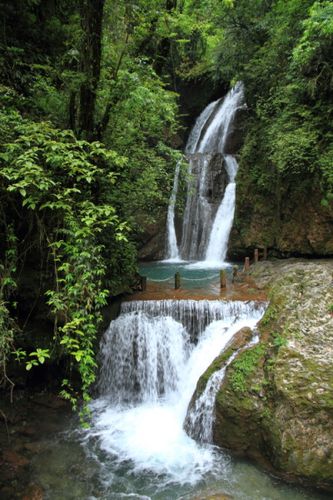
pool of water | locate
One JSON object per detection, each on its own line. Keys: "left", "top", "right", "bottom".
{"left": 1, "top": 362, "right": 330, "bottom": 499}
{"left": 139, "top": 260, "right": 233, "bottom": 290}
{"left": 14, "top": 411, "right": 330, "bottom": 500}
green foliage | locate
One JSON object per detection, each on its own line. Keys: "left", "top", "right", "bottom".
{"left": 260, "top": 305, "right": 278, "bottom": 327}
{"left": 292, "top": 1, "right": 333, "bottom": 81}
{"left": 102, "top": 64, "right": 182, "bottom": 226}
{"left": 155, "top": 3, "right": 220, "bottom": 80}
{"left": 0, "top": 0, "right": 184, "bottom": 416}
{"left": 209, "top": 0, "right": 333, "bottom": 205}
{"left": 272, "top": 333, "right": 287, "bottom": 349}
{"left": 229, "top": 344, "right": 265, "bottom": 393}
{"left": 0, "top": 104, "right": 136, "bottom": 417}
{"left": 0, "top": 223, "right": 18, "bottom": 391}
{"left": 26, "top": 349, "right": 51, "bottom": 371}
{"left": 0, "top": 300, "right": 16, "bottom": 391}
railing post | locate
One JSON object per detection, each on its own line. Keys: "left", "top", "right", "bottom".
{"left": 175, "top": 272, "right": 180, "bottom": 289}
{"left": 263, "top": 246, "right": 267, "bottom": 260}
{"left": 220, "top": 269, "right": 226, "bottom": 289}
{"left": 254, "top": 248, "right": 259, "bottom": 264}
{"left": 141, "top": 276, "right": 147, "bottom": 291}
{"left": 232, "top": 265, "right": 238, "bottom": 283}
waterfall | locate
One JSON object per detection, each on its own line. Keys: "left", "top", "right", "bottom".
{"left": 120, "top": 299, "right": 266, "bottom": 342}
{"left": 184, "top": 333, "right": 259, "bottom": 443}
{"left": 88, "top": 299, "right": 266, "bottom": 485}
{"left": 164, "top": 161, "right": 181, "bottom": 261}
{"left": 98, "top": 313, "right": 189, "bottom": 403}
{"left": 184, "top": 363, "right": 230, "bottom": 443}
{"left": 166, "top": 82, "right": 245, "bottom": 263}
{"left": 205, "top": 155, "right": 238, "bottom": 264}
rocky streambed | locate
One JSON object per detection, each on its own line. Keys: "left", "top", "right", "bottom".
{"left": 191, "top": 259, "right": 333, "bottom": 492}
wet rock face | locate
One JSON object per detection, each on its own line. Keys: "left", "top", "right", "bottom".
{"left": 223, "top": 105, "right": 248, "bottom": 155}
{"left": 186, "top": 152, "right": 229, "bottom": 215}
{"left": 210, "top": 260, "right": 333, "bottom": 492}
{"left": 137, "top": 219, "right": 166, "bottom": 261}
{"left": 203, "top": 154, "right": 229, "bottom": 207}
{"left": 229, "top": 171, "right": 333, "bottom": 259}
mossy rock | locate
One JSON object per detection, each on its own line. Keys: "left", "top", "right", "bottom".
{"left": 211, "top": 260, "right": 333, "bottom": 492}
{"left": 190, "top": 327, "right": 253, "bottom": 400}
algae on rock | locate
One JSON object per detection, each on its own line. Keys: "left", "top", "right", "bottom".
{"left": 191, "top": 260, "right": 333, "bottom": 492}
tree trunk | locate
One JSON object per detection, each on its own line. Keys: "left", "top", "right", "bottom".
{"left": 78, "top": 0, "right": 105, "bottom": 140}
{"left": 68, "top": 91, "right": 77, "bottom": 132}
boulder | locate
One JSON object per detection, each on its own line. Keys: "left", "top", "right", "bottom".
{"left": 199, "top": 260, "right": 333, "bottom": 491}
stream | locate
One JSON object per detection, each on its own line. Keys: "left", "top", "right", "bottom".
{"left": 0, "top": 265, "right": 331, "bottom": 500}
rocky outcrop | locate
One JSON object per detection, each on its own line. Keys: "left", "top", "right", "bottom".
{"left": 189, "top": 153, "right": 229, "bottom": 209}
{"left": 229, "top": 172, "right": 333, "bottom": 259}
{"left": 195, "top": 260, "right": 333, "bottom": 491}
{"left": 223, "top": 105, "right": 248, "bottom": 155}
{"left": 137, "top": 218, "right": 166, "bottom": 261}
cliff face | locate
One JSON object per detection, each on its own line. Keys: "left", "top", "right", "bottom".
{"left": 192, "top": 260, "right": 333, "bottom": 491}
{"left": 228, "top": 96, "right": 333, "bottom": 260}
{"left": 138, "top": 91, "right": 247, "bottom": 262}
{"left": 229, "top": 172, "right": 333, "bottom": 259}
{"left": 139, "top": 82, "right": 333, "bottom": 262}
{"left": 137, "top": 218, "right": 167, "bottom": 261}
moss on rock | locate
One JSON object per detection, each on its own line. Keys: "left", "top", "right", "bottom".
{"left": 186, "top": 327, "right": 254, "bottom": 411}
{"left": 211, "top": 260, "right": 333, "bottom": 492}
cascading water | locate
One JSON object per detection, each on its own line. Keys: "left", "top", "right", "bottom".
{"left": 87, "top": 299, "right": 266, "bottom": 493}
{"left": 205, "top": 155, "right": 238, "bottom": 265}
{"left": 184, "top": 333, "right": 260, "bottom": 444}
{"left": 165, "top": 82, "right": 245, "bottom": 265}
{"left": 164, "top": 161, "right": 181, "bottom": 261}
{"left": 120, "top": 299, "right": 266, "bottom": 341}
{"left": 98, "top": 313, "right": 189, "bottom": 403}
{"left": 16, "top": 295, "right": 321, "bottom": 499}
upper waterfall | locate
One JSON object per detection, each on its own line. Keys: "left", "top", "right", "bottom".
{"left": 164, "top": 161, "right": 181, "bottom": 261}
{"left": 164, "top": 82, "right": 245, "bottom": 265}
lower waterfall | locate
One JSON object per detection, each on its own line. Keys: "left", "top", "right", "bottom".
{"left": 87, "top": 299, "right": 266, "bottom": 487}
{"left": 184, "top": 334, "right": 259, "bottom": 443}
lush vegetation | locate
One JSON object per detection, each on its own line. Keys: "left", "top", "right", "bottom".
{"left": 0, "top": 0, "right": 332, "bottom": 412}
{"left": 212, "top": 0, "right": 333, "bottom": 250}
{"left": 0, "top": 0, "right": 182, "bottom": 415}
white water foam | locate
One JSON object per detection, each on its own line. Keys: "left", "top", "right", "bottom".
{"left": 164, "top": 161, "right": 181, "bottom": 261}
{"left": 86, "top": 300, "right": 265, "bottom": 486}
